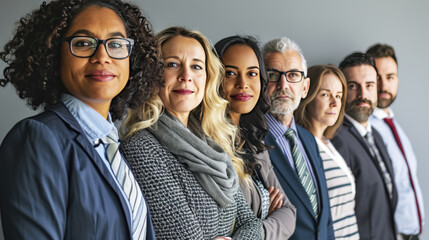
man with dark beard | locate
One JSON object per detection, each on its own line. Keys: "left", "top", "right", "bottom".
{"left": 367, "top": 44, "right": 424, "bottom": 240}
{"left": 262, "top": 37, "right": 334, "bottom": 240}
{"left": 332, "top": 52, "right": 398, "bottom": 240}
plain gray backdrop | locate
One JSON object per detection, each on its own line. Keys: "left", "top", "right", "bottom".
{"left": 1, "top": 0, "right": 428, "bottom": 239}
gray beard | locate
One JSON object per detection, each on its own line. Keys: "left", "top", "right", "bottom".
{"left": 270, "top": 98, "right": 300, "bottom": 116}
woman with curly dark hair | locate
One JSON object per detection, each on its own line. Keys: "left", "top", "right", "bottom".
{"left": 0, "top": 0, "right": 162, "bottom": 239}
{"left": 214, "top": 36, "right": 297, "bottom": 239}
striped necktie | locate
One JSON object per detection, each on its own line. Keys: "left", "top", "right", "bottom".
{"left": 364, "top": 132, "right": 393, "bottom": 199}
{"left": 103, "top": 129, "right": 147, "bottom": 239}
{"left": 285, "top": 129, "right": 319, "bottom": 218}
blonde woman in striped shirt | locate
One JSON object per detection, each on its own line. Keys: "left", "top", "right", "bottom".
{"left": 295, "top": 64, "right": 360, "bottom": 239}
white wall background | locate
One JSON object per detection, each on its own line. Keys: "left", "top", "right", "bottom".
{"left": 1, "top": 0, "right": 428, "bottom": 239}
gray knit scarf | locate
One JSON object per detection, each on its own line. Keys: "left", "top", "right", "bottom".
{"left": 149, "top": 112, "right": 239, "bottom": 208}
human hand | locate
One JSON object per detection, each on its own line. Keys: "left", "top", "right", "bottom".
{"left": 214, "top": 237, "right": 232, "bottom": 240}
{"left": 268, "top": 186, "right": 283, "bottom": 216}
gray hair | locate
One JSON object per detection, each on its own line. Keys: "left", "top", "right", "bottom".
{"left": 262, "top": 37, "right": 308, "bottom": 76}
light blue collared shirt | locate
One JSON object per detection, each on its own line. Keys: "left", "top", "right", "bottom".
{"left": 265, "top": 113, "right": 320, "bottom": 209}
{"left": 371, "top": 108, "right": 425, "bottom": 234}
{"left": 61, "top": 94, "right": 147, "bottom": 238}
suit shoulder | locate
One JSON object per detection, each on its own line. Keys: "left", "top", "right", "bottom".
{"left": 332, "top": 124, "right": 352, "bottom": 142}
{"left": 3, "top": 111, "right": 72, "bottom": 144}
{"left": 296, "top": 124, "right": 312, "bottom": 138}
{"left": 331, "top": 125, "right": 358, "bottom": 162}
{"left": 121, "top": 129, "right": 160, "bottom": 150}
{"left": 16, "top": 109, "right": 63, "bottom": 128}
{"left": 119, "top": 128, "right": 170, "bottom": 167}
{"left": 296, "top": 124, "right": 317, "bottom": 148}
{"left": 371, "top": 127, "right": 383, "bottom": 139}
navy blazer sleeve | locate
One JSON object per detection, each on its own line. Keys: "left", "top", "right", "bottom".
{"left": 0, "top": 119, "right": 69, "bottom": 239}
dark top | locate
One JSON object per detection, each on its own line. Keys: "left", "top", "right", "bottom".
{"left": 265, "top": 122, "right": 335, "bottom": 240}
{"left": 332, "top": 118, "right": 398, "bottom": 240}
{"left": 0, "top": 103, "right": 155, "bottom": 240}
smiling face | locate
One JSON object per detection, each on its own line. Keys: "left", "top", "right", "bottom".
{"left": 60, "top": 5, "right": 130, "bottom": 118}
{"left": 160, "top": 35, "right": 206, "bottom": 124}
{"left": 221, "top": 44, "right": 261, "bottom": 124}
{"left": 307, "top": 73, "right": 343, "bottom": 132}
{"left": 343, "top": 64, "right": 378, "bottom": 123}
{"left": 264, "top": 50, "right": 309, "bottom": 120}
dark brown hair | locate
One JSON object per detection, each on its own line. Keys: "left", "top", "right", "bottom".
{"left": 366, "top": 43, "right": 397, "bottom": 65}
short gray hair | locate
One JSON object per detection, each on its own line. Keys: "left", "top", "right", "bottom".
{"left": 262, "top": 37, "right": 308, "bottom": 76}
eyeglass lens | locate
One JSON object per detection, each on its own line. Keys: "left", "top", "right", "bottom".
{"left": 267, "top": 70, "right": 303, "bottom": 83}
{"left": 70, "top": 37, "right": 131, "bottom": 59}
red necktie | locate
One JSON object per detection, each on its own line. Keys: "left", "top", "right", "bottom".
{"left": 383, "top": 117, "right": 422, "bottom": 234}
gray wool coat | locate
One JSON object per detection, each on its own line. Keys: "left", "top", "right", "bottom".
{"left": 120, "top": 129, "right": 262, "bottom": 240}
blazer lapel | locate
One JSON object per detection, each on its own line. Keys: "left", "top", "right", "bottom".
{"left": 372, "top": 128, "right": 398, "bottom": 212}
{"left": 344, "top": 119, "right": 395, "bottom": 206}
{"left": 296, "top": 126, "right": 327, "bottom": 218}
{"left": 48, "top": 103, "right": 133, "bottom": 235}
{"left": 266, "top": 131, "right": 317, "bottom": 219}
{"left": 343, "top": 118, "right": 375, "bottom": 161}
{"left": 372, "top": 128, "right": 395, "bottom": 179}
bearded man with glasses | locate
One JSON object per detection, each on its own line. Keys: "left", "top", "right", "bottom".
{"left": 262, "top": 37, "right": 334, "bottom": 240}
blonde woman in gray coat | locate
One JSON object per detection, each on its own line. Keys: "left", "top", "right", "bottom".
{"left": 120, "top": 27, "right": 262, "bottom": 240}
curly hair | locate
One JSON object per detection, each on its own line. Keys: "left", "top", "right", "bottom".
{"left": 295, "top": 64, "right": 347, "bottom": 139}
{"left": 214, "top": 35, "right": 270, "bottom": 156}
{"left": 122, "top": 26, "right": 250, "bottom": 183}
{"left": 0, "top": 0, "right": 162, "bottom": 121}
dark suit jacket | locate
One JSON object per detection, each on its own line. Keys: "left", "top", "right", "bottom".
{"left": 265, "top": 124, "right": 334, "bottom": 240}
{"left": 332, "top": 118, "right": 398, "bottom": 240}
{"left": 0, "top": 103, "right": 155, "bottom": 240}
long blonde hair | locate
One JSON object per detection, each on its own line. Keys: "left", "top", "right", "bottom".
{"left": 120, "top": 95, "right": 163, "bottom": 139}
{"left": 120, "top": 26, "right": 249, "bottom": 183}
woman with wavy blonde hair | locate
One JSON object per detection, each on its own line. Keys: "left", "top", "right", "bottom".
{"left": 120, "top": 26, "right": 261, "bottom": 239}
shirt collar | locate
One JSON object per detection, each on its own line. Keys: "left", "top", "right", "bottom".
{"left": 345, "top": 114, "right": 372, "bottom": 137}
{"left": 61, "top": 94, "right": 114, "bottom": 143}
{"left": 266, "top": 113, "right": 299, "bottom": 139}
{"left": 372, "top": 107, "right": 395, "bottom": 119}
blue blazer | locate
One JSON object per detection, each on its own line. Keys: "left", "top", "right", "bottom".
{"left": 0, "top": 103, "right": 155, "bottom": 240}
{"left": 265, "top": 124, "right": 334, "bottom": 240}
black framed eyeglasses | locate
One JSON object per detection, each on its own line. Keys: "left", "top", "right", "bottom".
{"left": 266, "top": 69, "right": 305, "bottom": 83}
{"left": 61, "top": 36, "right": 134, "bottom": 59}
